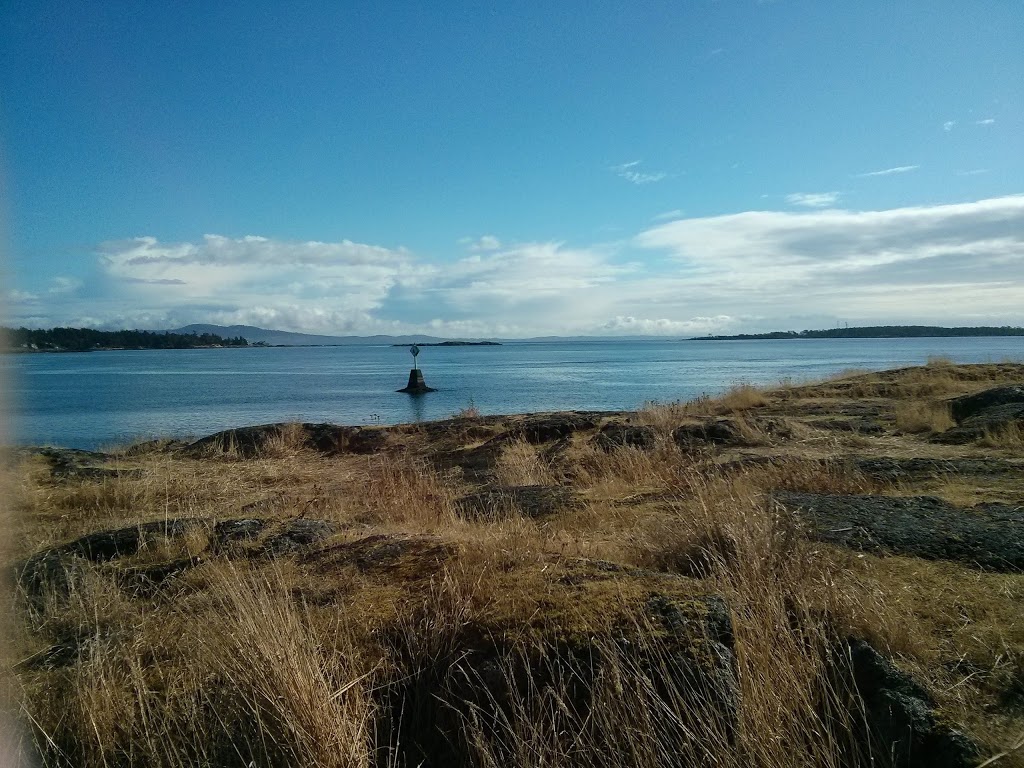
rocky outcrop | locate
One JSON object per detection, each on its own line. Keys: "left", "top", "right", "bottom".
{"left": 672, "top": 417, "right": 791, "bottom": 448}
{"left": 949, "top": 385, "right": 1024, "bottom": 423}
{"left": 260, "top": 518, "right": 337, "bottom": 557}
{"left": 433, "top": 436, "right": 511, "bottom": 482}
{"left": 381, "top": 593, "right": 739, "bottom": 768}
{"left": 854, "top": 456, "right": 1022, "bottom": 482}
{"left": 184, "top": 422, "right": 389, "bottom": 457}
{"left": 39, "top": 518, "right": 209, "bottom": 564}
{"left": 456, "top": 485, "right": 580, "bottom": 520}
{"left": 15, "top": 515, "right": 341, "bottom": 599}
{"left": 15, "top": 518, "right": 211, "bottom": 602}
{"left": 23, "top": 447, "right": 144, "bottom": 480}
{"left": 812, "top": 417, "right": 886, "bottom": 434}
{"left": 843, "top": 638, "right": 978, "bottom": 768}
{"left": 935, "top": 403, "right": 1024, "bottom": 443}
{"left": 934, "top": 385, "right": 1024, "bottom": 444}
{"left": 593, "top": 422, "right": 657, "bottom": 451}
{"left": 302, "top": 533, "right": 451, "bottom": 578}
{"left": 673, "top": 419, "right": 747, "bottom": 446}
{"left": 512, "top": 413, "right": 600, "bottom": 443}
{"left": 775, "top": 492, "right": 1024, "bottom": 571}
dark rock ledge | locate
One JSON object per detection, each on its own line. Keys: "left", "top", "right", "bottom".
{"left": 775, "top": 492, "right": 1024, "bottom": 571}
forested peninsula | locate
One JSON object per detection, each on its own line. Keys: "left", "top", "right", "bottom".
{"left": 693, "top": 325, "right": 1024, "bottom": 340}
{"left": 2, "top": 327, "right": 249, "bottom": 352}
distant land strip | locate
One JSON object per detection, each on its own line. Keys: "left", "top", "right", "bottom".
{"left": 391, "top": 341, "right": 501, "bottom": 347}
{"left": 2, "top": 327, "right": 249, "bottom": 352}
{"left": 692, "top": 325, "right": 1024, "bottom": 341}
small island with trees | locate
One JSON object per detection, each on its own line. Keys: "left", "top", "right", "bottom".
{"left": 692, "top": 325, "right": 1024, "bottom": 340}
{"left": 2, "top": 327, "right": 249, "bottom": 352}
{"left": 390, "top": 341, "right": 501, "bottom": 347}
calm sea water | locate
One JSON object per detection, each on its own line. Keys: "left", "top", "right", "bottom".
{"left": 4, "top": 338, "right": 1023, "bottom": 450}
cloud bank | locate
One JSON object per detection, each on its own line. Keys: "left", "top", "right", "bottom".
{"left": 8, "top": 196, "right": 1024, "bottom": 337}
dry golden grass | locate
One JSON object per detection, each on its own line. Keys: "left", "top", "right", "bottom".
{"left": 640, "top": 383, "right": 769, "bottom": 429}
{"left": 257, "top": 420, "right": 313, "bottom": 458}
{"left": 979, "top": 422, "right": 1024, "bottom": 449}
{"left": 626, "top": 467, "right": 901, "bottom": 767}
{"left": 567, "top": 438, "right": 692, "bottom": 495}
{"left": 350, "top": 453, "right": 462, "bottom": 529}
{"left": 15, "top": 561, "right": 378, "bottom": 768}
{"left": 894, "top": 399, "right": 956, "bottom": 433}
{"left": 493, "top": 439, "right": 557, "bottom": 486}
{"left": 454, "top": 401, "right": 482, "bottom": 419}
{"left": 785, "top": 362, "right": 1024, "bottom": 402}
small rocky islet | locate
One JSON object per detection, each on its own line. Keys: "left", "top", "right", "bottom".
{"left": 7, "top": 363, "right": 1024, "bottom": 767}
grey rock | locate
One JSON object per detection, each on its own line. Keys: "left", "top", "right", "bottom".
{"left": 775, "top": 492, "right": 1024, "bottom": 571}
{"left": 813, "top": 417, "right": 886, "bottom": 434}
{"left": 855, "top": 456, "right": 1022, "bottom": 482}
{"left": 15, "top": 518, "right": 210, "bottom": 601}
{"left": 302, "top": 533, "right": 451, "bottom": 575}
{"left": 514, "top": 414, "right": 598, "bottom": 443}
{"left": 673, "top": 419, "right": 744, "bottom": 446}
{"left": 210, "top": 518, "right": 269, "bottom": 553}
{"left": 949, "top": 385, "right": 1024, "bottom": 423}
{"left": 261, "top": 518, "right": 337, "bottom": 556}
{"left": 184, "top": 422, "right": 388, "bottom": 458}
{"left": 935, "top": 402, "right": 1024, "bottom": 444}
{"left": 455, "top": 485, "right": 579, "bottom": 520}
{"left": 844, "top": 638, "right": 979, "bottom": 768}
{"left": 27, "top": 447, "right": 144, "bottom": 481}
{"left": 593, "top": 422, "right": 657, "bottom": 451}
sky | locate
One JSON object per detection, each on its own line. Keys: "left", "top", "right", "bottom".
{"left": 1, "top": 0, "right": 1022, "bottom": 338}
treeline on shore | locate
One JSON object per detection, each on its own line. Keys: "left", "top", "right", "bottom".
{"left": 3, "top": 327, "right": 249, "bottom": 352}
{"left": 694, "top": 325, "right": 1024, "bottom": 340}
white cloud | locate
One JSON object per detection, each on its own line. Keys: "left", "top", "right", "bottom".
{"left": 855, "top": 165, "right": 919, "bottom": 178}
{"left": 652, "top": 209, "right": 684, "bottom": 222}
{"left": 466, "top": 235, "right": 501, "bottom": 252}
{"left": 785, "top": 192, "right": 840, "bottom": 209}
{"left": 49, "top": 276, "right": 82, "bottom": 295}
{"left": 431, "top": 241, "right": 634, "bottom": 313}
{"left": 85, "top": 234, "right": 426, "bottom": 333}
{"left": 634, "top": 195, "right": 1024, "bottom": 321}
{"left": 611, "top": 160, "right": 667, "bottom": 185}
{"left": 958, "top": 168, "right": 989, "bottom": 176}
{"left": 6, "top": 289, "right": 39, "bottom": 302}
{"left": 943, "top": 120, "right": 956, "bottom": 132}
{"left": 976, "top": 118, "right": 996, "bottom": 126}
{"left": 602, "top": 315, "right": 734, "bottom": 335}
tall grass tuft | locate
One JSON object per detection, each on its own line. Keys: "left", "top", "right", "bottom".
{"left": 17, "top": 563, "right": 377, "bottom": 767}
{"left": 894, "top": 400, "right": 956, "bottom": 434}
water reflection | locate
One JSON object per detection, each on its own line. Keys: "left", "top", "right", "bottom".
{"left": 406, "top": 393, "right": 427, "bottom": 423}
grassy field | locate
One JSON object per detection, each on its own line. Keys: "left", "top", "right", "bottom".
{"left": 4, "top": 362, "right": 1024, "bottom": 767}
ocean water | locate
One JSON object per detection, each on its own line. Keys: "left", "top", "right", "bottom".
{"left": 3, "top": 337, "right": 1023, "bottom": 450}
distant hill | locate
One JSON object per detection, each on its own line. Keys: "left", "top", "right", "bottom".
{"left": 167, "top": 324, "right": 454, "bottom": 346}
{"left": 692, "top": 325, "right": 1024, "bottom": 340}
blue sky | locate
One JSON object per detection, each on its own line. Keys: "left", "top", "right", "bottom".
{"left": 2, "top": 0, "right": 1022, "bottom": 336}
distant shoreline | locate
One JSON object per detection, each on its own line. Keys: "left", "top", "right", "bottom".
{"left": 691, "top": 325, "right": 1024, "bottom": 341}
